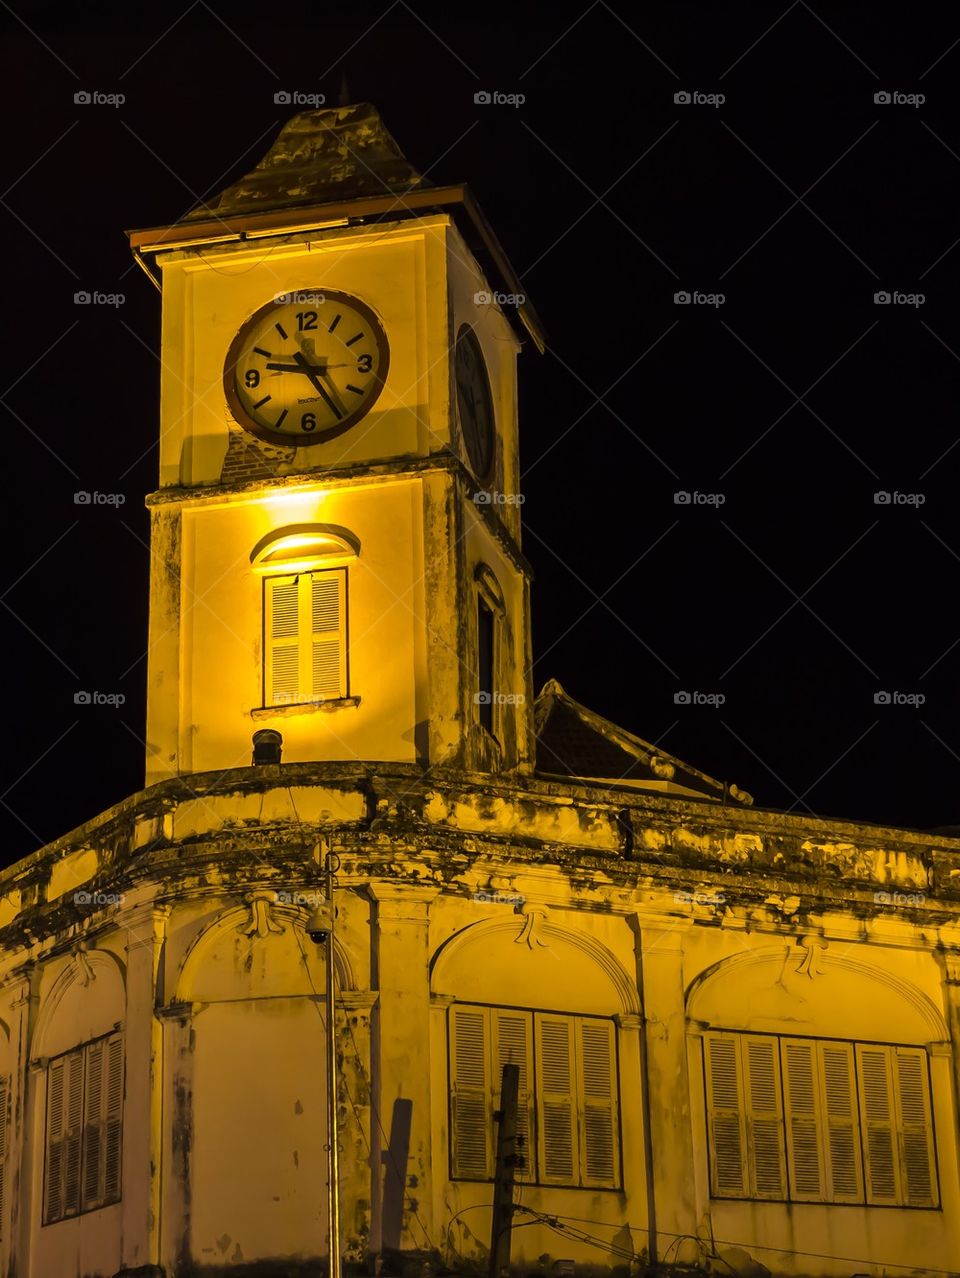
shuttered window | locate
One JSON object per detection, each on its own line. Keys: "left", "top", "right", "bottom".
{"left": 0, "top": 1075, "right": 8, "bottom": 1234}
{"left": 449, "top": 1005, "right": 619, "bottom": 1188}
{"left": 44, "top": 1034, "right": 123, "bottom": 1224}
{"left": 264, "top": 569, "right": 347, "bottom": 706}
{"left": 704, "top": 1032, "right": 937, "bottom": 1208}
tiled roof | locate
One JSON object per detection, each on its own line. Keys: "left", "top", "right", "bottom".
{"left": 185, "top": 102, "right": 429, "bottom": 222}
{"left": 534, "top": 679, "right": 753, "bottom": 805}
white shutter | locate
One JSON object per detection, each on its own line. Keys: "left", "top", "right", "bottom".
{"left": 893, "top": 1048, "right": 937, "bottom": 1207}
{"left": 492, "top": 1011, "right": 533, "bottom": 1181}
{"left": 781, "top": 1038, "right": 823, "bottom": 1200}
{"left": 45, "top": 1057, "right": 65, "bottom": 1222}
{"left": 450, "top": 1007, "right": 491, "bottom": 1178}
{"left": 577, "top": 1019, "right": 619, "bottom": 1188}
{"left": 743, "top": 1036, "right": 785, "bottom": 1198}
{"left": 310, "top": 571, "right": 346, "bottom": 700}
{"left": 703, "top": 1034, "right": 747, "bottom": 1196}
{"left": 0, "top": 1075, "right": 6, "bottom": 1230}
{"left": 819, "top": 1042, "right": 862, "bottom": 1202}
{"left": 265, "top": 575, "right": 301, "bottom": 705}
{"left": 857, "top": 1045, "right": 900, "bottom": 1204}
{"left": 104, "top": 1034, "right": 123, "bottom": 1203}
{"left": 82, "top": 1039, "right": 104, "bottom": 1210}
{"left": 536, "top": 1015, "right": 577, "bottom": 1184}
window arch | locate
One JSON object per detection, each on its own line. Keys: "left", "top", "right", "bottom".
{"left": 253, "top": 524, "right": 360, "bottom": 709}
{"left": 686, "top": 948, "right": 945, "bottom": 1210}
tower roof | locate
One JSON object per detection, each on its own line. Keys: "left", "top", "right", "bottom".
{"left": 184, "top": 102, "right": 430, "bottom": 221}
{"left": 127, "top": 102, "right": 545, "bottom": 351}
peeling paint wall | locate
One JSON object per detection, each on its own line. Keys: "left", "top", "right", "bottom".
{"left": 1, "top": 770, "right": 959, "bottom": 1275}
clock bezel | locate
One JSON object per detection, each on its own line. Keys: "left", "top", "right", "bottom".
{"left": 223, "top": 288, "right": 390, "bottom": 448}
{"left": 454, "top": 324, "right": 495, "bottom": 483}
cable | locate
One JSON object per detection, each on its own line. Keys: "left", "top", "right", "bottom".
{"left": 528, "top": 1211, "right": 959, "bottom": 1276}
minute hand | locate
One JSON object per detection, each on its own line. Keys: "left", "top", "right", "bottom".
{"left": 292, "top": 352, "right": 342, "bottom": 420}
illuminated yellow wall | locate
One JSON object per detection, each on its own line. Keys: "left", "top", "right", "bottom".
{"left": 145, "top": 215, "right": 534, "bottom": 782}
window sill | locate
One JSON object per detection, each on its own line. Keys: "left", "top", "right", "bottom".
{"left": 251, "top": 696, "right": 361, "bottom": 719}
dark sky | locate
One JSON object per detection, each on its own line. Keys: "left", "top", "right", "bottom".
{"left": 2, "top": 1, "right": 959, "bottom": 860}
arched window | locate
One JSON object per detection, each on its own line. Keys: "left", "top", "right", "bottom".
{"left": 251, "top": 524, "right": 359, "bottom": 709}
{"left": 688, "top": 949, "right": 944, "bottom": 1210}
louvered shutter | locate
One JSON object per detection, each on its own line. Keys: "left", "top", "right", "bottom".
{"left": 536, "top": 1015, "right": 577, "bottom": 1184}
{"left": 310, "top": 571, "right": 346, "bottom": 700}
{"left": 703, "top": 1034, "right": 747, "bottom": 1196}
{"left": 104, "top": 1034, "right": 123, "bottom": 1203}
{"left": 450, "top": 1007, "right": 491, "bottom": 1178}
{"left": 856, "top": 1045, "right": 900, "bottom": 1204}
{"left": 742, "top": 1037, "right": 785, "bottom": 1198}
{"left": 781, "top": 1038, "right": 823, "bottom": 1200}
{"left": 577, "top": 1019, "right": 619, "bottom": 1188}
{"left": 0, "top": 1075, "right": 8, "bottom": 1228}
{"left": 819, "top": 1042, "right": 862, "bottom": 1202}
{"left": 45, "top": 1057, "right": 65, "bottom": 1222}
{"left": 492, "top": 1011, "right": 533, "bottom": 1181}
{"left": 893, "top": 1048, "right": 937, "bottom": 1207}
{"left": 82, "top": 1039, "right": 104, "bottom": 1210}
{"left": 265, "top": 575, "right": 301, "bottom": 705}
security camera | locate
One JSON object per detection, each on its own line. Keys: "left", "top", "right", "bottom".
{"left": 305, "top": 901, "right": 335, "bottom": 945}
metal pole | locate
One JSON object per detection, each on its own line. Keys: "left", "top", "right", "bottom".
{"left": 325, "top": 850, "right": 341, "bottom": 1278}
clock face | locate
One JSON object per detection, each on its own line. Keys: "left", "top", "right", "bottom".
{"left": 455, "top": 326, "right": 495, "bottom": 480}
{"left": 224, "top": 290, "right": 389, "bottom": 446}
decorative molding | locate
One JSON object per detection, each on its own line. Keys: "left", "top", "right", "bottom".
{"left": 795, "top": 934, "right": 828, "bottom": 979}
{"left": 430, "top": 916, "right": 641, "bottom": 1015}
{"left": 514, "top": 904, "right": 550, "bottom": 950}
{"left": 685, "top": 945, "right": 950, "bottom": 1042}
{"left": 615, "top": 1013, "right": 643, "bottom": 1031}
{"left": 72, "top": 947, "right": 97, "bottom": 987}
{"left": 237, "top": 893, "right": 285, "bottom": 939}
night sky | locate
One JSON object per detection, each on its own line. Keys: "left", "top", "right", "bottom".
{"left": 2, "top": 2, "right": 959, "bottom": 861}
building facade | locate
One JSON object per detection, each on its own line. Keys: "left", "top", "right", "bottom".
{"left": 0, "top": 104, "right": 958, "bottom": 1278}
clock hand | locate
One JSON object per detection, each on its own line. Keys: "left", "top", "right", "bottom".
{"left": 264, "top": 361, "right": 350, "bottom": 372}
{"left": 292, "top": 351, "right": 342, "bottom": 420}
{"left": 316, "top": 366, "right": 349, "bottom": 418}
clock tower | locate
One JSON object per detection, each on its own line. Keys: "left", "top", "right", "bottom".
{"left": 128, "top": 103, "right": 543, "bottom": 785}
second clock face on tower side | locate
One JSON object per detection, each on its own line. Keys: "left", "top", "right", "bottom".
{"left": 224, "top": 290, "right": 389, "bottom": 447}
{"left": 454, "top": 325, "right": 495, "bottom": 481}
